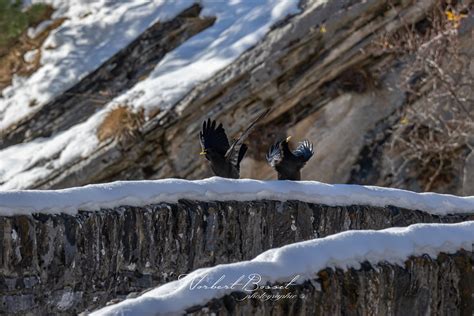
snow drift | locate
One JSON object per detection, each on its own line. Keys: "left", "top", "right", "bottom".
{"left": 0, "top": 177, "right": 473, "bottom": 216}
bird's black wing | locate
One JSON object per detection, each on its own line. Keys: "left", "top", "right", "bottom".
{"left": 199, "top": 118, "right": 230, "bottom": 155}
{"left": 225, "top": 108, "right": 271, "bottom": 166}
{"left": 266, "top": 140, "right": 283, "bottom": 167}
{"left": 292, "top": 140, "right": 314, "bottom": 163}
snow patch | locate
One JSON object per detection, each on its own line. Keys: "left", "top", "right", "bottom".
{"left": 0, "top": 178, "right": 473, "bottom": 216}
{"left": 0, "top": 0, "right": 195, "bottom": 130}
{"left": 23, "top": 49, "right": 39, "bottom": 63}
{"left": 113, "top": 0, "right": 300, "bottom": 114}
{"left": 91, "top": 221, "right": 474, "bottom": 316}
{"left": 11, "top": 229, "right": 18, "bottom": 241}
{"left": 127, "top": 263, "right": 137, "bottom": 271}
{"left": 27, "top": 20, "right": 53, "bottom": 39}
{"left": 0, "top": 111, "right": 105, "bottom": 190}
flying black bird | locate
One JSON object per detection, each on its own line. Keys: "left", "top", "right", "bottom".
{"left": 199, "top": 109, "right": 269, "bottom": 178}
{"left": 266, "top": 137, "right": 314, "bottom": 180}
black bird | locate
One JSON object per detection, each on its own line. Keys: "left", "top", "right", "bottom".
{"left": 199, "top": 109, "right": 269, "bottom": 178}
{"left": 266, "top": 137, "right": 314, "bottom": 180}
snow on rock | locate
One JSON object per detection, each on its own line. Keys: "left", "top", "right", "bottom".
{"left": 27, "top": 20, "right": 53, "bottom": 39}
{"left": 0, "top": 111, "right": 106, "bottom": 190}
{"left": 0, "top": 0, "right": 301, "bottom": 190}
{"left": 23, "top": 49, "right": 39, "bottom": 63}
{"left": 111, "top": 0, "right": 301, "bottom": 114}
{"left": 0, "top": 0, "right": 194, "bottom": 130}
{"left": 91, "top": 221, "right": 474, "bottom": 316}
{"left": 0, "top": 178, "right": 473, "bottom": 216}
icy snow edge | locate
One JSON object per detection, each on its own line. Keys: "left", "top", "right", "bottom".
{"left": 0, "top": 177, "right": 473, "bottom": 216}
{"left": 92, "top": 221, "right": 474, "bottom": 316}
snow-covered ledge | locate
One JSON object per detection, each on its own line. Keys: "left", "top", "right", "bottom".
{"left": 1, "top": 178, "right": 474, "bottom": 216}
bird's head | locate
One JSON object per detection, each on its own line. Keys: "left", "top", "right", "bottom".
{"left": 279, "top": 136, "right": 292, "bottom": 153}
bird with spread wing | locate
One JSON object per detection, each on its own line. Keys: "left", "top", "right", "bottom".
{"left": 266, "top": 136, "right": 314, "bottom": 180}
{"left": 199, "top": 109, "right": 269, "bottom": 178}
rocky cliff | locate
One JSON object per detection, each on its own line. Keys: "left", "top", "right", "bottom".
{"left": 1, "top": 199, "right": 473, "bottom": 315}
{"left": 1, "top": 0, "right": 472, "bottom": 195}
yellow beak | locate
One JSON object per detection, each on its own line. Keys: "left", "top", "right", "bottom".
{"left": 200, "top": 150, "right": 207, "bottom": 155}
{"left": 286, "top": 136, "right": 292, "bottom": 142}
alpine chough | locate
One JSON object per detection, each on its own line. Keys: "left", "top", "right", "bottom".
{"left": 266, "top": 136, "right": 314, "bottom": 180}
{"left": 199, "top": 109, "right": 269, "bottom": 178}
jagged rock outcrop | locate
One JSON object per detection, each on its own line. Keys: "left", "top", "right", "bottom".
{"left": 1, "top": 200, "right": 473, "bottom": 314}
{"left": 4, "top": 0, "right": 472, "bottom": 195}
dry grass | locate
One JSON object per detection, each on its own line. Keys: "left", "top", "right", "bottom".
{"left": 0, "top": 8, "right": 65, "bottom": 92}
{"left": 97, "top": 105, "right": 145, "bottom": 143}
{"left": 390, "top": 108, "right": 473, "bottom": 191}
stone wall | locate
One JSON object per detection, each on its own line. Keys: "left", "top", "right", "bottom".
{"left": 187, "top": 252, "right": 474, "bottom": 316}
{"left": 0, "top": 200, "right": 473, "bottom": 314}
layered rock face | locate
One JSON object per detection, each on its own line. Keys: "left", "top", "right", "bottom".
{"left": 0, "top": 4, "right": 215, "bottom": 149}
{"left": 2, "top": 0, "right": 472, "bottom": 195}
{"left": 0, "top": 200, "right": 473, "bottom": 315}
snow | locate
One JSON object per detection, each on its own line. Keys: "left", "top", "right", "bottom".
{"left": 0, "top": 178, "right": 473, "bottom": 216}
{"left": 0, "top": 0, "right": 194, "bottom": 130}
{"left": 27, "top": 20, "right": 53, "bottom": 39}
{"left": 0, "top": 111, "right": 105, "bottom": 190}
{"left": 91, "top": 221, "right": 474, "bottom": 315}
{"left": 111, "top": 0, "right": 300, "bottom": 113}
{"left": 23, "top": 49, "right": 39, "bottom": 63}
{"left": 0, "top": 0, "right": 301, "bottom": 190}
{"left": 11, "top": 229, "right": 18, "bottom": 241}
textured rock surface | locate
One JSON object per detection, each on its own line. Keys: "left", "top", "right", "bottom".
{"left": 44, "top": 0, "right": 428, "bottom": 189}
{"left": 0, "top": 200, "right": 473, "bottom": 315}
{"left": 186, "top": 252, "right": 474, "bottom": 316}
{"left": 0, "top": 4, "right": 215, "bottom": 149}
{"left": 6, "top": 0, "right": 473, "bottom": 195}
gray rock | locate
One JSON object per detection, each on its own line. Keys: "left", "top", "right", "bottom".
{"left": 463, "top": 151, "right": 474, "bottom": 196}
{"left": 186, "top": 252, "right": 474, "bottom": 316}
{"left": 0, "top": 200, "right": 472, "bottom": 314}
